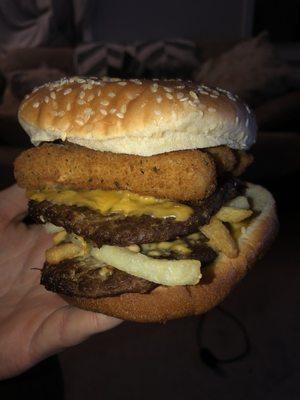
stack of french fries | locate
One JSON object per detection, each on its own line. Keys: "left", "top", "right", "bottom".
{"left": 200, "top": 196, "right": 253, "bottom": 258}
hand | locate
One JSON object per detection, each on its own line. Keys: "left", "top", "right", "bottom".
{"left": 0, "top": 185, "right": 121, "bottom": 380}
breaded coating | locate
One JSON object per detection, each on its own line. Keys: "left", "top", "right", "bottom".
{"left": 14, "top": 144, "right": 216, "bottom": 201}
{"left": 232, "top": 151, "right": 254, "bottom": 176}
{"left": 205, "top": 146, "right": 237, "bottom": 174}
{"left": 205, "top": 146, "right": 253, "bottom": 176}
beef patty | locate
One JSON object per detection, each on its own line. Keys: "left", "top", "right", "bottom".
{"left": 41, "top": 242, "right": 217, "bottom": 298}
{"left": 29, "top": 176, "right": 244, "bottom": 247}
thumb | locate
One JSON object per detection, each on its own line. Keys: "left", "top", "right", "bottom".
{"left": 57, "top": 307, "right": 122, "bottom": 347}
{"left": 29, "top": 304, "right": 122, "bottom": 363}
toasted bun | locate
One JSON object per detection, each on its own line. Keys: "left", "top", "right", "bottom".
{"left": 65, "top": 184, "right": 278, "bottom": 322}
{"left": 18, "top": 77, "right": 256, "bottom": 156}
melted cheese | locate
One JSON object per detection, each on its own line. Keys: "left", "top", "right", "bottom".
{"left": 142, "top": 239, "right": 191, "bottom": 256}
{"left": 29, "top": 189, "right": 193, "bottom": 221}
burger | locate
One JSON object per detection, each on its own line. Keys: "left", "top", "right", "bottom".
{"left": 14, "top": 77, "right": 278, "bottom": 322}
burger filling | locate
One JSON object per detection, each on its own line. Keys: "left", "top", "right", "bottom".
{"left": 15, "top": 142, "right": 256, "bottom": 297}
{"left": 27, "top": 175, "right": 255, "bottom": 297}
{"left": 28, "top": 176, "right": 242, "bottom": 246}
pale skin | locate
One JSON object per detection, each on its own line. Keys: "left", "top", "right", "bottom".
{"left": 0, "top": 185, "right": 121, "bottom": 380}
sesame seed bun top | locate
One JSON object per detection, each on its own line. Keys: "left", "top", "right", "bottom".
{"left": 18, "top": 77, "right": 256, "bottom": 156}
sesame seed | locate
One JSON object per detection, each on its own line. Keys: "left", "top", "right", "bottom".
{"left": 120, "top": 104, "right": 127, "bottom": 113}
{"left": 87, "top": 94, "right": 95, "bottom": 102}
{"left": 110, "top": 108, "right": 116, "bottom": 114}
{"left": 246, "top": 118, "right": 249, "bottom": 127}
{"left": 63, "top": 88, "right": 72, "bottom": 95}
{"left": 235, "top": 116, "right": 239, "bottom": 125}
{"left": 66, "top": 103, "right": 71, "bottom": 111}
{"left": 179, "top": 97, "right": 188, "bottom": 102}
{"left": 102, "top": 77, "right": 120, "bottom": 82}
{"left": 127, "top": 93, "right": 136, "bottom": 100}
{"left": 25, "top": 94, "right": 30, "bottom": 99}
{"left": 189, "top": 91, "right": 197, "bottom": 100}
{"left": 32, "top": 102, "right": 40, "bottom": 108}
{"left": 100, "top": 100, "right": 109, "bottom": 106}
{"left": 100, "top": 109, "right": 107, "bottom": 116}
{"left": 156, "top": 96, "right": 162, "bottom": 103}
{"left": 227, "top": 92, "right": 236, "bottom": 101}
{"left": 77, "top": 99, "right": 86, "bottom": 105}
{"left": 50, "top": 92, "right": 56, "bottom": 100}
{"left": 79, "top": 91, "right": 85, "bottom": 99}
{"left": 44, "top": 96, "right": 49, "bottom": 103}
{"left": 154, "top": 110, "right": 161, "bottom": 116}
{"left": 84, "top": 108, "right": 94, "bottom": 116}
{"left": 246, "top": 104, "right": 251, "bottom": 114}
{"left": 54, "top": 110, "right": 65, "bottom": 117}
{"left": 75, "top": 118, "right": 84, "bottom": 126}
{"left": 163, "top": 86, "right": 173, "bottom": 93}
{"left": 97, "top": 89, "right": 102, "bottom": 96}
{"left": 198, "top": 89, "right": 209, "bottom": 95}
{"left": 108, "top": 92, "right": 116, "bottom": 98}
{"left": 151, "top": 83, "right": 158, "bottom": 93}
{"left": 188, "top": 100, "right": 197, "bottom": 107}
{"left": 166, "top": 93, "right": 174, "bottom": 100}
{"left": 208, "top": 107, "right": 216, "bottom": 113}
{"left": 176, "top": 92, "right": 184, "bottom": 99}
{"left": 52, "top": 101, "right": 58, "bottom": 110}
{"left": 130, "top": 79, "right": 142, "bottom": 85}
{"left": 117, "top": 81, "right": 127, "bottom": 86}
{"left": 175, "top": 85, "right": 185, "bottom": 89}
{"left": 116, "top": 112, "right": 124, "bottom": 119}
{"left": 81, "top": 83, "right": 93, "bottom": 90}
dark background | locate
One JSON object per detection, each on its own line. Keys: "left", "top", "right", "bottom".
{"left": 0, "top": 1, "right": 299, "bottom": 399}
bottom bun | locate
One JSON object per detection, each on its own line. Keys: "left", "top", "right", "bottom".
{"left": 65, "top": 183, "right": 278, "bottom": 322}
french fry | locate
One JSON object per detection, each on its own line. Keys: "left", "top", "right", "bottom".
{"left": 91, "top": 246, "right": 201, "bottom": 286}
{"left": 46, "top": 243, "right": 86, "bottom": 264}
{"left": 226, "top": 196, "right": 250, "bottom": 209}
{"left": 216, "top": 207, "right": 253, "bottom": 223}
{"left": 230, "top": 222, "right": 247, "bottom": 241}
{"left": 53, "top": 230, "right": 67, "bottom": 244}
{"left": 200, "top": 217, "right": 238, "bottom": 258}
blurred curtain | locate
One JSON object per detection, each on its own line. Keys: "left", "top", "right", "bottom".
{"left": 0, "top": 0, "right": 89, "bottom": 54}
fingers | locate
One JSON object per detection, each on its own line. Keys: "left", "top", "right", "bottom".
{"left": 59, "top": 307, "right": 122, "bottom": 347}
{"left": 28, "top": 304, "right": 122, "bottom": 365}
{"left": 0, "top": 184, "right": 28, "bottom": 224}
